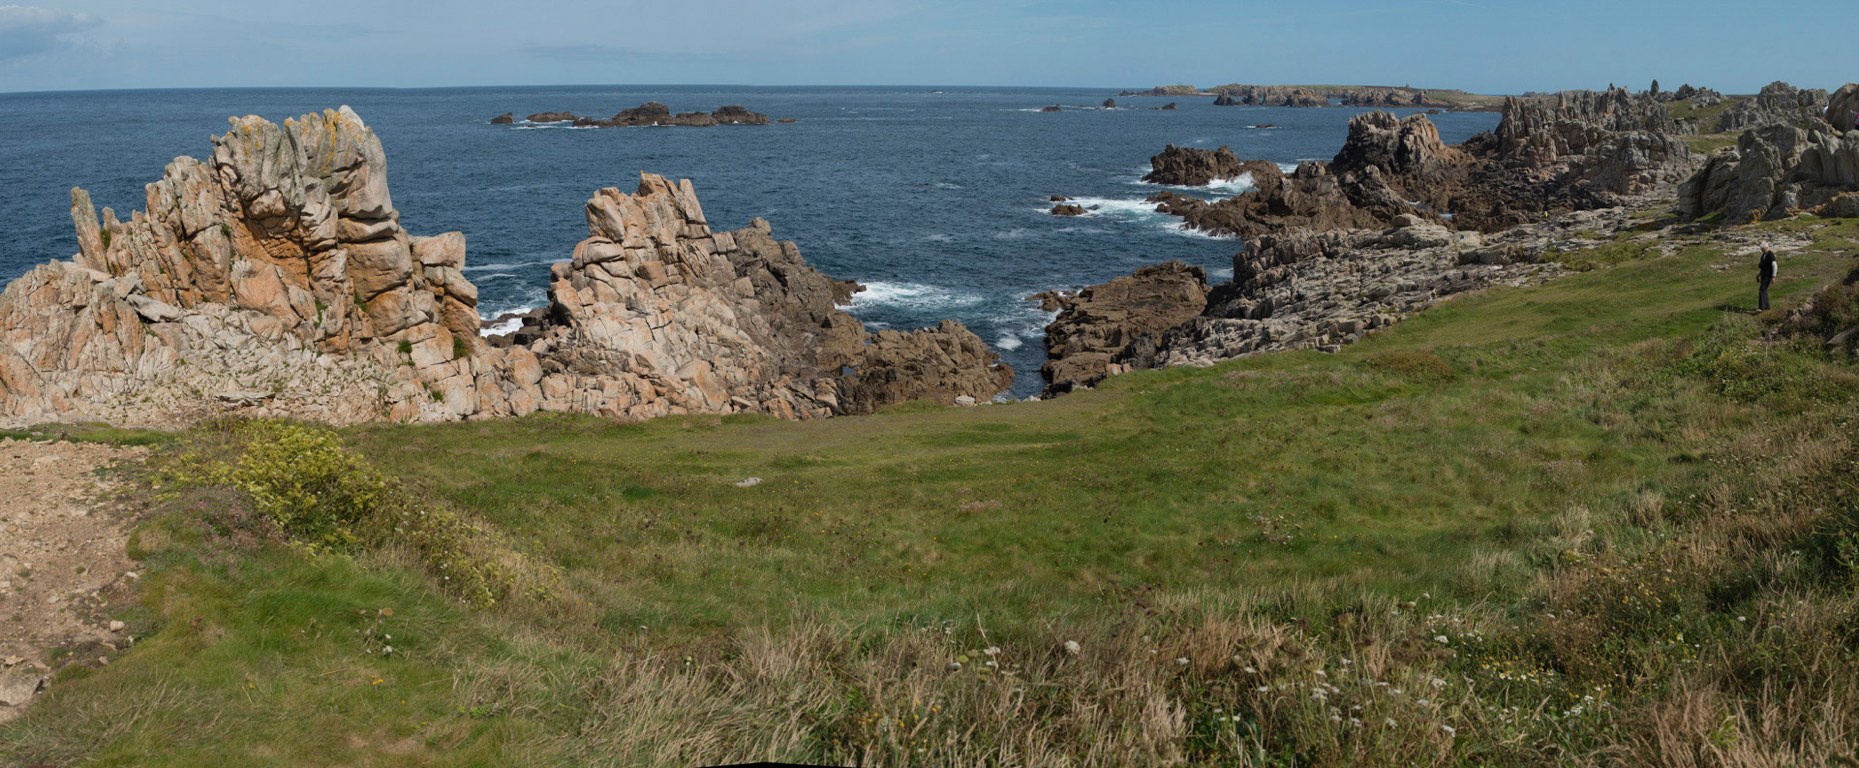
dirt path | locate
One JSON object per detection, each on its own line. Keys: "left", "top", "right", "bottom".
{"left": 0, "top": 438, "right": 147, "bottom": 724}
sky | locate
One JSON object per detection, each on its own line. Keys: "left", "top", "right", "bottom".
{"left": 0, "top": 0, "right": 1846, "bottom": 95}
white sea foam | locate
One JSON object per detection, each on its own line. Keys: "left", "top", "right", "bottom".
{"left": 477, "top": 304, "right": 542, "bottom": 337}
{"left": 847, "top": 281, "right": 987, "bottom": 313}
{"left": 1053, "top": 196, "right": 1166, "bottom": 218}
{"left": 995, "top": 336, "right": 1024, "bottom": 351}
{"left": 924, "top": 233, "right": 955, "bottom": 243}
{"left": 464, "top": 258, "right": 562, "bottom": 273}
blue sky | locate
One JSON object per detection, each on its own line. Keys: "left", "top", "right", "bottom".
{"left": 0, "top": 0, "right": 1844, "bottom": 94}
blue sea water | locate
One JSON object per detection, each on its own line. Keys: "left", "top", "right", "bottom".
{"left": 0, "top": 86, "right": 1499, "bottom": 397}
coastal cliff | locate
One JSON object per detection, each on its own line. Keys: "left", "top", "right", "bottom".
{"left": 0, "top": 107, "right": 1008, "bottom": 427}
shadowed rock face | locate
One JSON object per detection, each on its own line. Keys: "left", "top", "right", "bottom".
{"left": 0, "top": 107, "right": 1007, "bottom": 427}
{"left": 1829, "top": 84, "right": 1859, "bottom": 133}
{"left": 1679, "top": 123, "right": 1859, "bottom": 224}
{"left": 1141, "top": 145, "right": 1248, "bottom": 187}
{"left": 1038, "top": 261, "right": 1207, "bottom": 397}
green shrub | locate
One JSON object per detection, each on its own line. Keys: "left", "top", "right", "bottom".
{"left": 452, "top": 334, "right": 471, "bottom": 360}
{"left": 229, "top": 420, "right": 388, "bottom": 553}
{"left": 155, "top": 419, "right": 542, "bottom": 607}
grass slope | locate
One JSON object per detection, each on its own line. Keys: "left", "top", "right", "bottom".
{"left": 4, "top": 218, "right": 1859, "bottom": 766}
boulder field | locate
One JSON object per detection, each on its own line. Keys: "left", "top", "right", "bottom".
{"left": 0, "top": 107, "right": 1008, "bottom": 428}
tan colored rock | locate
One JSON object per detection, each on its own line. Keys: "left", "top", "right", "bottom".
{"left": 0, "top": 108, "right": 1008, "bottom": 428}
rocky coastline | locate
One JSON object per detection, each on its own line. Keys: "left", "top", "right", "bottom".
{"left": 0, "top": 107, "right": 1006, "bottom": 428}
{"left": 1035, "top": 82, "right": 1859, "bottom": 398}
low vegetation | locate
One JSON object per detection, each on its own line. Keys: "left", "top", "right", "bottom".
{"left": 3, "top": 219, "right": 1858, "bottom": 766}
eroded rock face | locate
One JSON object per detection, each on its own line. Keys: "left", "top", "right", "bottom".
{"left": 1716, "top": 81, "right": 1828, "bottom": 132}
{"left": 0, "top": 107, "right": 1007, "bottom": 428}
{"left": 1040, "top": 261, "right": 1207, "bottom": 396}
{"left": 1678, "top": 123, "right": 1859, "bottom": 223}
{"left": 1494, "top": 88, "right": 1678, "bottom": 173}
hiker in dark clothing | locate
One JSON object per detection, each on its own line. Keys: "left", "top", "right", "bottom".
{"left": 1758, "top": 243, "right": 1777, "bottom": 311}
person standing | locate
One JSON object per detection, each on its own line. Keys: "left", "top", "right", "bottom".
{"left": 1758, "top": 243, "right": 1778, "bottom": 311}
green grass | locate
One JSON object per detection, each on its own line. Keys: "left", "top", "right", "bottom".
{"left": 0, "top": 422, "right": 175, "bottom": 446}
{"left": 6, "top": 218, "right": 1859, "bottom": 765}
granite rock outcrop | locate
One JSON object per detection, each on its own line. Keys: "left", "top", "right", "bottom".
{"left": 1156, "top": 89, "right": 1694, "bottom": 238}
{"left": 1678, "top": 122, "right": 1859, "bottom": 223}
{"left": 1038, "top": 261, "right": 1208, "bottom": 396}
{"left": 1716, "top": 81, "right": 1828, "bottom": 132}
{"left": 0, "top": 107, "right": 1007, "bottom": 428}
{"left": 1142, "top": 145, "right": 1251, "bottom": 187}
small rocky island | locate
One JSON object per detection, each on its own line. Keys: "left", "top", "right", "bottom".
{"left": 491, "top": 102, "right": 773, "bottom": 127}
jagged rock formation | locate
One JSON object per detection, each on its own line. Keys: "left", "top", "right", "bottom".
{"left": 1150, "top": 112, "right": 1471, "bottom": 238}
{"left": 1667, "top": 84, "right": 1725, "bottom": 107}
{"left": 1678, "top": 122, "right": 1859, "bottom": 223}
{"left": 1492, "top": 89, "right": 1679, "bottom": 174}
{"left": 1716, "top": 81, "right": 1827, "bottom": 132}
{"left": 490, "top": 112, "right": 515, "bottom": 125}
{"left": 526, "top": 111, "right": 578, "bottom": 123}
{"left": 1038, "top": 262, "right": 1208, "bottom": 396}
{"left": 1155, "top": 89, "right": 1694, "bottom": 238}
{"left": 0, "top": 107, "right": 1008, "bottom": 428}
{"left": 1140, "top": 145, "right": 1270, "bottom": 187}
{"left": 1103, "top": 98, "right": 1117, "bottom": 109}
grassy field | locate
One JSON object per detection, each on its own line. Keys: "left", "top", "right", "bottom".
{"left": 4, "top": 218, "right": 1859, "bottom": 766}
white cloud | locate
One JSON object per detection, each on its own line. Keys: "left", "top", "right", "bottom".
{"left": 0, "top": 5, "right": 102, "bottom": 61}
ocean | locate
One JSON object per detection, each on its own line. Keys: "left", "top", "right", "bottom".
{"left": 0, "top": 86, "right": 1500, "bottom": 397}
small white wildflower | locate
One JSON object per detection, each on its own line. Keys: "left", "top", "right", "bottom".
{"left": 1430, "top": 677, "right": 1446, "bottom": 689}
{"left": 1434, "top": 635, "right": 1450, "bottom": 644}
{"left": 1256, "top": 685, "right": 1271, "bottom": 693}
{"left": 985, "top": 660, "right": 998, "bottom": 669}
{"left": 1063, "top": 640, "right": 1081, "bottom": 655}
{"left": 1417, "top": 698, "right": 1431, "bottom": 707}
{"left": 1385, "top": 718, "right": 1397, "bottom": 728}
{"left": 1244, "top": 666, "right": 1258, "bottom": 674}
{"left": 1442, "top": 725, "right": 1456, "bottom": 736}
{"left": 984, "top": 646, "right": 1000, "bottom": 657}
{"left": 1314, "top": 669, "right": 1327, "bottom": 678}
{"left": 1738, "top": 616, "right": 1747, "bottom": 622}
{"left": 1176, "top": 657, "right": 1190, "bottom": 667}
{"left": 1349, "top": 717, "right": 1362, "bottom": 727}
{"left": 383, "top": 645, "right": 394, "bottom": 655}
